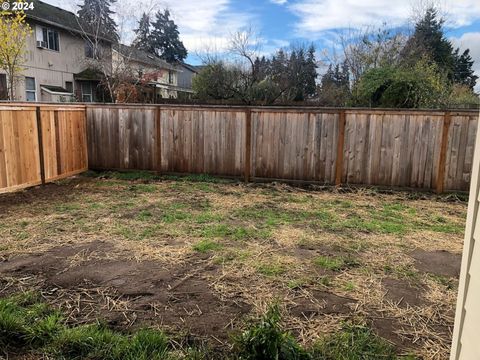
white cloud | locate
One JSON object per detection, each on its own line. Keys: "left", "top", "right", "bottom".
{"left": 288, "top": 0, "right": 480, "bottom": 37}
{"left": 43, "top": 0, "right": 255, "bottom": 56}
{"left": 270, "top": 0, "right": 288, "bottom": 4}
{"left": 451, "top": 32, "right": 480, "bottom": 92}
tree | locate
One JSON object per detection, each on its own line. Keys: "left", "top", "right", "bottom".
{"left": 132, "top": 13, "right": 153, "bottom": 54}
{"left": 453, "top": 49, "right": 478, "bottom": 90}
{"left": 402, "top": 7, "right": 455, "bottom": 78}
{"left": 352, "top": 58, "right": 449, "bottom": 108}
{"left": 340, "top": 24, "right": 405, "bottom": 87}
{"left": 0, "top": 10, "right": 32, "bottom": 100}
{"left": 192, "top": 62, "right": 238, "bottom": 100}
{"left": 77, "top": 0, "right": 119, "bottom": 43}
{"left": 150, "top": 9, "right": 187, "bottom": 63}
{"left": 317, "top": 62, "right": 350, "bottom": 106}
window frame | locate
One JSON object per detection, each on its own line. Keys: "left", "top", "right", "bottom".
{"left": 25, "top": 77, "right": 36, "bottom": 102}
{"left": 84, "top": 41, "right": 94, "bottom": 58}
{"left": 65, "top": 81, "right": 73, "bottom": 93}
{"left": 40, "top": 27, "right": 60, "bottom": 52}
{"left": 81, "top": 82, "right": 93, "bottom": 102}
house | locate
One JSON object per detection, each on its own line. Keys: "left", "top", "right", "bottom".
{"left": 112, "top": 44, "right": 179, "bottom": 102}
{"left": 175, "top": 63, "right": 199, "bottom": 98}
{"left": 0, "top": 1, "right": 113, "bottom": 102}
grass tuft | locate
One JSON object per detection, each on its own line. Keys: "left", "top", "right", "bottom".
{"left": 312, "top": 323, "right": 398, "bottom": 360}
{"left": 313, "top": 255, "right": 359, "bottom": 271}
{"left": 192, "top": 239, "right": 222, "bottom": 253}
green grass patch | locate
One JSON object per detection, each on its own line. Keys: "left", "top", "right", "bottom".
{"left": 129, "top": 184, "right": 157, "bottom": 193}
{"left": 312, "top": 323, "right": 399, "bottom": 359}
{"left": 198, "top": 224, "right": 270, "bottom": 241}
{"left": 96, "top": 171, "right": 160, "bottom": 181}
{"left": 313, "top": 255, "right": 359, "bottom": 271}
{"left": 0, "top": 293, "right": 191, "bottom": 359}
{"left": 257, "top": 263, "right": 286, "bottom": 277}
{"left": 192, "top": 239, "right": 222, "bottom": 253}
{"left": 136, "top": 210, "right": 153, "bottom": 221}
{"left": 55, "top": 203, "right": 82, "bottom": 213}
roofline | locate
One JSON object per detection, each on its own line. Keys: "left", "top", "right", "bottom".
{"left": 179, "top": 63, "right": 199, "bottom": 73}
{"left": 112, "top": 47, "right": 177, "bottom": 71}
{"left": 40, "top": 86, "right": 73, "bottom": 96}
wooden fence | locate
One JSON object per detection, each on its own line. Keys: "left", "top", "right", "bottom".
{"left": 0, "top": 103, "right": 477, "bottom": 194}
{"left": 86, "top": 105, "right": 478, "bottom": 192}
{"left": 0, "top": 104, "right": 88, "bottom": 194}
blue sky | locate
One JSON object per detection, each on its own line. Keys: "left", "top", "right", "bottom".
{"left": 46, "top": 0, "right": 480, "bottom": 84}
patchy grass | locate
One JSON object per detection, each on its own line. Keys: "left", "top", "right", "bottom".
{"left": 0, "top": 172, "right": 467, "bottom": 360}
{"left": 312, "top": 324, "right": 401, "bottom": 360}
{"left": 0, "top": 293, "right": 194, "bottom": 359}
{"left": 192, "top": 239, "right": 222, "bottom": 253}
{"left": 313, "top": 255, "right": 359, "bottom": 271}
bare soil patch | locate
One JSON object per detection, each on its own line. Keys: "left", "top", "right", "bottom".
{"left": 382, "top": 277, "right": 427, "bottom": 308}
{"left": 0, "top": 241, "right": 250, "bottom": 341}
{"left": 410, "top": 249, "right": 462, "bottom": 277}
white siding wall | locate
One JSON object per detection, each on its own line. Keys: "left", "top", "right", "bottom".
{"left": 451, "top": 110, "right": 480, "bottom": 359}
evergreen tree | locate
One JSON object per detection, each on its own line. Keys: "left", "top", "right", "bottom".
{"left": 132, "top": 13, "right": 153, "bottom": 53}
{"left": 304, "top": 44, "right": 318, "bottom": 97}
{"left": 150, "top": 9, "right": 187, "bottom": 63}
{"left": 77, "top": 0, "right": 119, "bottom": 42}
{"left": 402, "top": 7, "right": 455, "bottom": 77}
{"left": 317, "top": 61, "right": 350, "bottom": 106}
{"left": 454, "top": 49, "right": 478, "bottom": 90}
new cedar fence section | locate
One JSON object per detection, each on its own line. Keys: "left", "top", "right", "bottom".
{"left": 0, "top": 104, "right": 88, "bottom": 194}
{"left": 0, "top": 103, "right": 477, "bottom": 194}
{"left": 87, "top": 105, "right": 478, "bottom": 192}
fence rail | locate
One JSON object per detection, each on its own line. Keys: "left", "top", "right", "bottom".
{"left": 0, "top": 103, "right": 478, "bottom": 193}
{"left": 0, "top": 104, "right": 88, "bottom": 194}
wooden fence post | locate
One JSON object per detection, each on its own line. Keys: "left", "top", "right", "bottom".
{"left": 155, "top": 106, "right": 162, "bottom": 174}
{"left": 436, "top": 111, "right": 452, "bottom": 194}
{"left": 35, "top": 106, "right": 46, "bottom": 185}
{"left": 244, "top": 108, "right": 252, "bottom": 182}
{"left": 54, "top": 110, "right": 62, "bottom": 176}
{"left": 335, "top": 110, "right": 346, "bottom": 186}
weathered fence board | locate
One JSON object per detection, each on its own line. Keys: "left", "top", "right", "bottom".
{"left": 342, "top": 112, "right": 444, "bottom": 189}
{"left": 161, "top": 108, "right": 246, "bottom": 176}
{"left": 251, "top": 111, "right": 338, "bottom": 182}
{"left": 0, "top": 105, "right": 88, "bottom": 194}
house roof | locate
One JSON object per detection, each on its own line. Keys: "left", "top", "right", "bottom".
{"left": 26, "top": 1, "right": 114, "bottom": 42}
{"left": 179, "top": 63, "right": 200, "bottom": 73}
{"left": 114, "top": 44, "right": 176, "bottom": 71}
{"left": 40, "top": 85, "right": 72, "bottom": 95}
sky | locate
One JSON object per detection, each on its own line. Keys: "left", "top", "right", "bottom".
{"left": 44, "top": 0, "right": 480, "bottom": 89}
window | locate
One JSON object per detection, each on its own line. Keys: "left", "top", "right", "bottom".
{"left": 85, "top": 41, "right": 94, "bottom": 58}
{"left": 40, "top": 27, "right": 59, "bottom": 51}
{"left": 81, "top": 82, "right": 92, "bottom": 102}
{"left": 0, "top": 74, "right": 7, "bottom": 100}
{"left": 168, "top": 70, "right": 174, "bottom": 84}
{"left": 25, "top": 77, "right": 36, "bottom": 101}
{"left": 65, "top": 81, "right": 73, "bottom": 93}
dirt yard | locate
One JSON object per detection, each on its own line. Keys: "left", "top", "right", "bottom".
{"left": 0, "top": 172, "right": 467, "bottom": 359}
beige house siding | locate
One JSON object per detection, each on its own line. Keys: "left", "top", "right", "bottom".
{"left": 451, "top": 110, "right": 480, "bottom": 359}
{"left": 0, "top": 19, "right": 107, "bottom": 102}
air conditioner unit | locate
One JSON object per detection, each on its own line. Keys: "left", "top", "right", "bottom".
{"left": 36, "top": 40, "right": 47, "bottom": 49}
